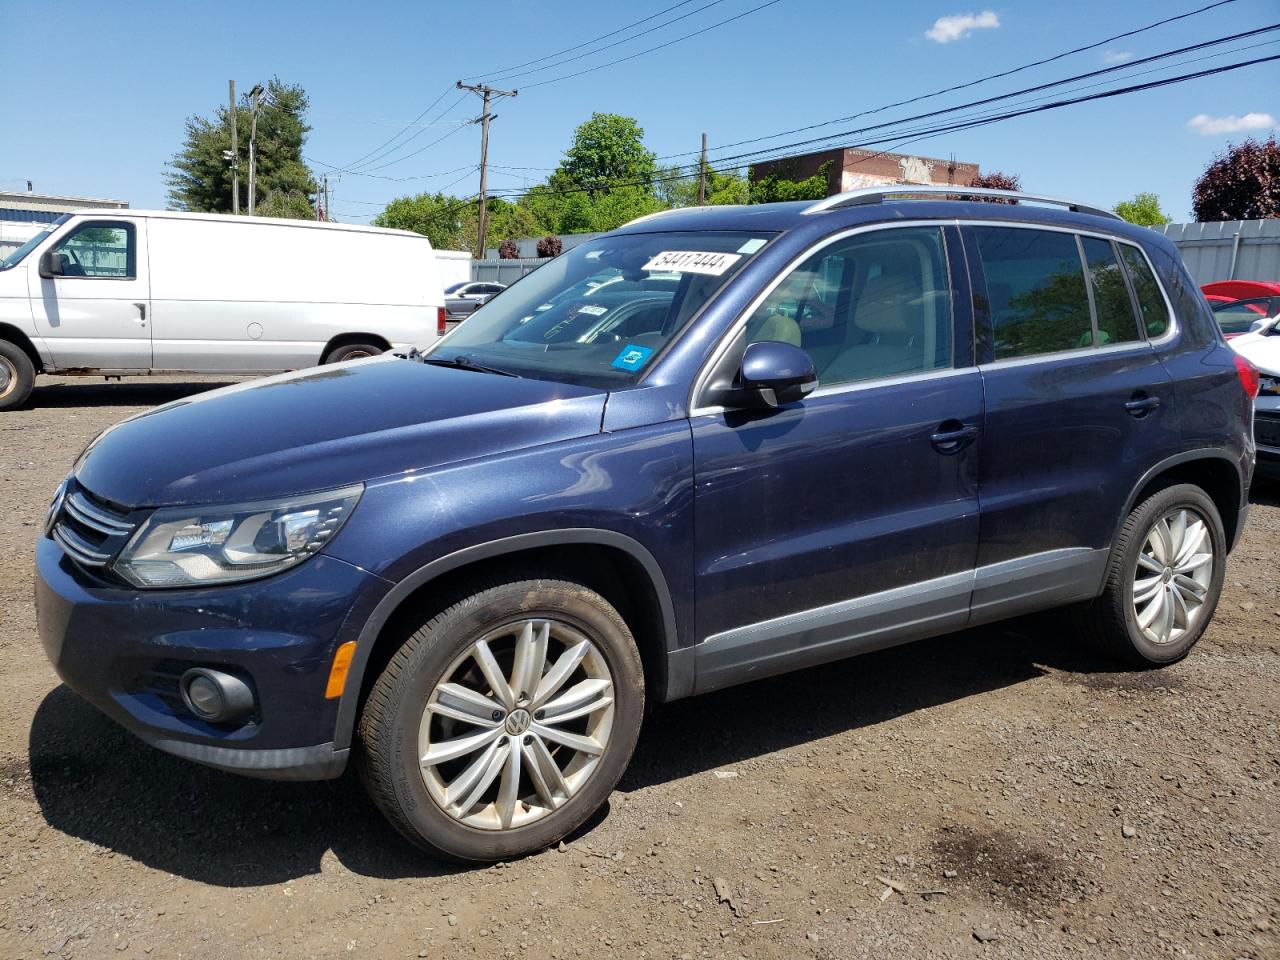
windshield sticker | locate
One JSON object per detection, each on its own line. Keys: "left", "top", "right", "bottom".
{"left": 642, "top": 250, "right": 742, "bottom": 276}
{"left": 737, "top": 238, "right": 767, "bottom": 254}
{"left": 611, "top": 343, "right": 655, "bottom": 372}
{"left": 576, "top": 304, "right": 609, "bottom": 316}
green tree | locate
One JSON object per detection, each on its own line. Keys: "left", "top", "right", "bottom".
{"left": 372, "top": 192, "right": 470, "bottom": 249}
{"left": 657, "top": 164, "right": 749, "bottom": 207}
{"left": 166, "top": 78, "right": 317, "bottom": 218}
{"left": 555, "top": 113, "right": 658, "bottom": 196}
{"left": 1114, "top": 192, "right": 1171, "bottom": 226}
{"left": 749, "top": 161, "right": 832, "bottom": 204}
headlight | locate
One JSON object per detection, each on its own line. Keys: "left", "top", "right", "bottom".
{"left": 114, "top": 484, "right": 363, "bottom": 588}
{"left": 1259, "top": 375, "right": 1279, "bottom": 397}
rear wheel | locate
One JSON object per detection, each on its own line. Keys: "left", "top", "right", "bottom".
{"left": 323, "top": 342, "right": 384, "bottom": 364}
{"left": 357, "top": 578, "right": 645, "bottom": 862}
{"left": 0, "top": 340, "right": 35, "bottom": 411}
{"left": 1082, "top": 484, "right": 1226, "bottom": 667}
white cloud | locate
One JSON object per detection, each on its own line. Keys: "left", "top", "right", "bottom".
{"left": 925, "top": 10, "right": 1000, "bottom": 43}
{"left": 1102, "top": 50, "right": 1132, "bottom": 64}
{"left": 1187, "top": 112, "right": 1277, "bottom": 135}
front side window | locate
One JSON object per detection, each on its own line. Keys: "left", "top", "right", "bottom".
{"left": 1081, "top": 237, "right": 1142, "bottom": 346}
{"left": 744, "top": 226, "right": 952, "bottom": 386}
{"left": 973, "top": 226, "right": 1092, "bottom": 360}
{"left": 1118, "top": 245, "right": 1170, "bottom": 338}
{"left": 53, "top": 222, "right": 134, "bottom": 278}
{"left": 434, "top": 231, "right": 771, "bottom": 386}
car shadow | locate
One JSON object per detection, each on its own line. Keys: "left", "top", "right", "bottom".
{"left": 1248, "top": 477, "right": 1280, "bottom": 507}
{"left": 26, "top": 617, "right": 1126, "bottom": 886}
{"left": 28, "top": 380, "right": 238, "bottom": 409}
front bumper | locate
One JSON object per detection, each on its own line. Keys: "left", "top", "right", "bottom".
{"left": 35, "top": 536, "right": 389, "bottom": 780}
{"left": 1255, "top": 397, "right": 1280, "bottom": 473}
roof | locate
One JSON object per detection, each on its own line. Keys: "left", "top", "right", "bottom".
{"left": 0, "top": 191, "right": 128, "bottom": 206}
{"left": 61, "top": 208, "right": 423, "bottom": 239}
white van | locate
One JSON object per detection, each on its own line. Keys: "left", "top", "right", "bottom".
{"left": 0, "top": 210, "right": 446, "bottom": 410}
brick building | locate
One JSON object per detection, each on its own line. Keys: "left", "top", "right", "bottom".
{"left": 750, "top": 148, "right": 980, "bottom": 198}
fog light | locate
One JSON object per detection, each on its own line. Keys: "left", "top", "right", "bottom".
{"left": 180, "top": 668, "right": 255, "bottom": 723}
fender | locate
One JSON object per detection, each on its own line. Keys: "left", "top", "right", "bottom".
{"left": 332, "top": 528, "right": 684, "bottom": 751}
{"left": 1111, "top": 448, "right": 1248, "bottom": 555}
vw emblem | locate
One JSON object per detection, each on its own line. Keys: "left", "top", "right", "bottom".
{"left": 504, "top": 708, "right": 532, "bottom": 736}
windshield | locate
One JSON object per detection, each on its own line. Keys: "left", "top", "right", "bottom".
{"left": 430, "top": 231, "right": 772, "bottom": 386}
{"left": 0, "top": 229, "right": 53, "bottom": 270}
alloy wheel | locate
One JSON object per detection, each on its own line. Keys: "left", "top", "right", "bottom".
{"left": 0, "top": 356, "right": 15, "bottom": 400}
{"left": 1131, "top": 507, "right": 1214, "bottom": 645}
{"left": 418, "top": 618, "right": 616, "bottom": 831}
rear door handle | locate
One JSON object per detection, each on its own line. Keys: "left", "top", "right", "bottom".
{"left": 1124, "top": 395, "right": 1161, "bottom": 417}
{"left": 931, "top": 421, "right": 979, "bottom": 453}
{"left": 133, "top": 302, "right": 147, "bottom": 324}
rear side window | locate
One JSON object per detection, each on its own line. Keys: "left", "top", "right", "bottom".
{"left": 1118, "top": 245, "right": 1170, "bottom": 338}
{"left": 972, "top": 227, "right": 1092, "bottom": 360}
{"left": 1080, "top": 237, "right": 1142, "bottom": 345}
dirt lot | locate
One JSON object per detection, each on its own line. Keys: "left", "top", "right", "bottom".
{"left": 1, "top": 375, "right": 1277, "bottom": 960}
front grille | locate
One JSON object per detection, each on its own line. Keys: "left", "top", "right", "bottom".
{"left": 1257, "top": 412, "right": 1280, "bottom": 450}
{"left": 50, "top": 483, "right": 138, "bottom": 571}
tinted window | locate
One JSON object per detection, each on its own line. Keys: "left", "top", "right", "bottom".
{"left": 1081, "top": 237, "right": 1141, "bottom": 345}
{"left": 54, "top": 223, "right": 133, "bottom": 278}
{"left": 973, "top": 227, "right": 1092, "bottom": 359}
{"left": 1119, "top": 245, "right": 1169, "bottom": 338}
{"left": 745, "top": 226, "right": 952, "bottom": 386}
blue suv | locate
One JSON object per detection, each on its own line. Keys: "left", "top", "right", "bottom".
{"left": 36, "top": 187, "right": 1258, "bottom": 862}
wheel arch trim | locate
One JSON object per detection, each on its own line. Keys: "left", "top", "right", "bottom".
{"left": 1115, "top": 449, "right": 1247, "bottom": 553}
{"left": 332, "top": 528, "right": 680, "bottom": 751}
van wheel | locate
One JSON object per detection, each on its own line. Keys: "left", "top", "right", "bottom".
{"left": 0, "top": 341, "right": 36, "bottom": 411}
{"left": 357, "top": 578, "right": 645, "bottom": 863}
{"left": 323, "top": 342, "right": 384, "bottom": 364}
{"left": 1080, "top": 484, "right": 1226, "bottom": 667}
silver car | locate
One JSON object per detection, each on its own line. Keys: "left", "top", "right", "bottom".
{"left": 444, "top": 281, "right": 506, "bottom": 319}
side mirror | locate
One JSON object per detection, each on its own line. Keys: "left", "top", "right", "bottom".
{"left": 726, "top": 340, "right": 817, "bottom": 409}
{"left": 38, "top": 251, "right": 65, "bottom": 279}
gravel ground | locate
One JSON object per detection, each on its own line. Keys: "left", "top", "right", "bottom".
{"left": 1, "top": 375, "right": 1277, "bottom": 960}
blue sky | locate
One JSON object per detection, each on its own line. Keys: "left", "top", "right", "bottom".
{"left": 2, "top": 0, "right": 1277, "bottom": 222}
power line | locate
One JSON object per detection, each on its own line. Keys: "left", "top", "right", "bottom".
{"left": 655, "top": 0, "right": 1247, "bottom": 161}
{"left": 484, "top": 0, "right": 731, "bottom": 84}
{"left": 522, "top": 0, "right": 786, "bottom": 89}
{"left": 340, "top": 87, "right": 454, "bottom": 170}
{"left": 347, "top": 95, "right": 471, "bottom": 171}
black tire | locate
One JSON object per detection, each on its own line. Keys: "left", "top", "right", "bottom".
{"left": 0, "top": 340, "right": 35, "bottom": 411}
{"left": 357, "top": 578, "right": 645, "bottom": 863}
{"left": 1079, "top": 483, "right": 1226, "bottom": 667}
{"left": 322, "top": 342, "right": 384, "bottom": 364}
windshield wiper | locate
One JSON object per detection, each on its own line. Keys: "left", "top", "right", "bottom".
{"left": 421, "top": 354, "right": 521, "bottom": 378}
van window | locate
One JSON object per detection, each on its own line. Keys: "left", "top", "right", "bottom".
{"left": 972, "top": 226, "right": 1092, "bottom": 360}
{"left": 745, "top": 226, "right": 952, "bottom": 386}
{"left": 1081, "top": 237, "right": 1142, "bottom": 345}
{"left": 1118, "top": 245, "right": 1170, "bottom": 338}
{"left": 53, "top": 222, "right": 134, "bottom": 279}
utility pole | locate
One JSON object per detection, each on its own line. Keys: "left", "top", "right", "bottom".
{"left": 456, "top": 80, "right": 517, "bottom": 258}
{"left": 228, "top": 80, "right": 239, "bottom": 215}
{"left": 248, "top": 83, "right": 264, "bottom": 215}
{"left": 697, "top": 132, "right": 708, "bottom": 205}
{"left": 322, "top": 174, "right": 331, "bottom": 222}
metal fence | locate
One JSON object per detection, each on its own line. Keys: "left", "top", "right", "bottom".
{"left": 471, "top": 257, "right": 548, "bottom": 284}
{"left": 1158, "top": 220, "right": 1280, "bottom": 285}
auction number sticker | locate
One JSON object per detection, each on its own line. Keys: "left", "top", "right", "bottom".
{"left": 611, "top": 343, "right": 655, "bottom": 372}
{"left": 641, "top": 251, "right": 741, "bottom": 276}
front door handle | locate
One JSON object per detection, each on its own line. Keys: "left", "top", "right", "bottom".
{"left": 930, "top": 421, "right": 979, "bottom": 454}
{"left": 133, "top": 302, "right": 147, "bottom": 325}
{"left": 1124, "top": 394, "right": 1161, "bottom": 418}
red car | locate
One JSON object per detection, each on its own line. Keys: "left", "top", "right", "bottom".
{"left": 1201, "top": 280, "right": 1280, "bottom": 338}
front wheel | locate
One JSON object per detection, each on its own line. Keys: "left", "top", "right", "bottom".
{"left": 357, "top": 578, "right": 645, "bottom": 862}
{"left": 1082, "top": 483, "right": 1226, "bottom": 667}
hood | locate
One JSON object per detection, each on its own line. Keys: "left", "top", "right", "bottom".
{"left": 1230, "top": 336, "right": 1280, "bottom": 377}
{"left": 76, "top": 357, "right": 606, "bottom": 507}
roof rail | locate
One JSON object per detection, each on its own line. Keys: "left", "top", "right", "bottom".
{"left": 802, "top": 185, "right": 1120, "bottom": 220}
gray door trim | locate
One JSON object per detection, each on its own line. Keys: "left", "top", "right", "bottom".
{"left": 692, "top": 546, "right": 1109, "bottom": 695}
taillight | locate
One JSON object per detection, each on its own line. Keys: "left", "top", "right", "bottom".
{"left": 437, "top": 306, "right": 447, "bottom": 337}
{"left": 1234, "top": 354, "right": 1260, "bottom": 398}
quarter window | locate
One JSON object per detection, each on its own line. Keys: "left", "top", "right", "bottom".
{"left": 1118, "top": 245, "right": 1170, "bottom": 338}
{"left": 1081, "top": 237, "right": 1142, "bottom": 345}
{"left": 53, "top": 223, "right": 134, "bottom": 279}
{"left": 972, "top": 226, "right": 1092, "bottom": 360}
{"left": 744, "top": 227, "right": 952, "bottom": 387}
